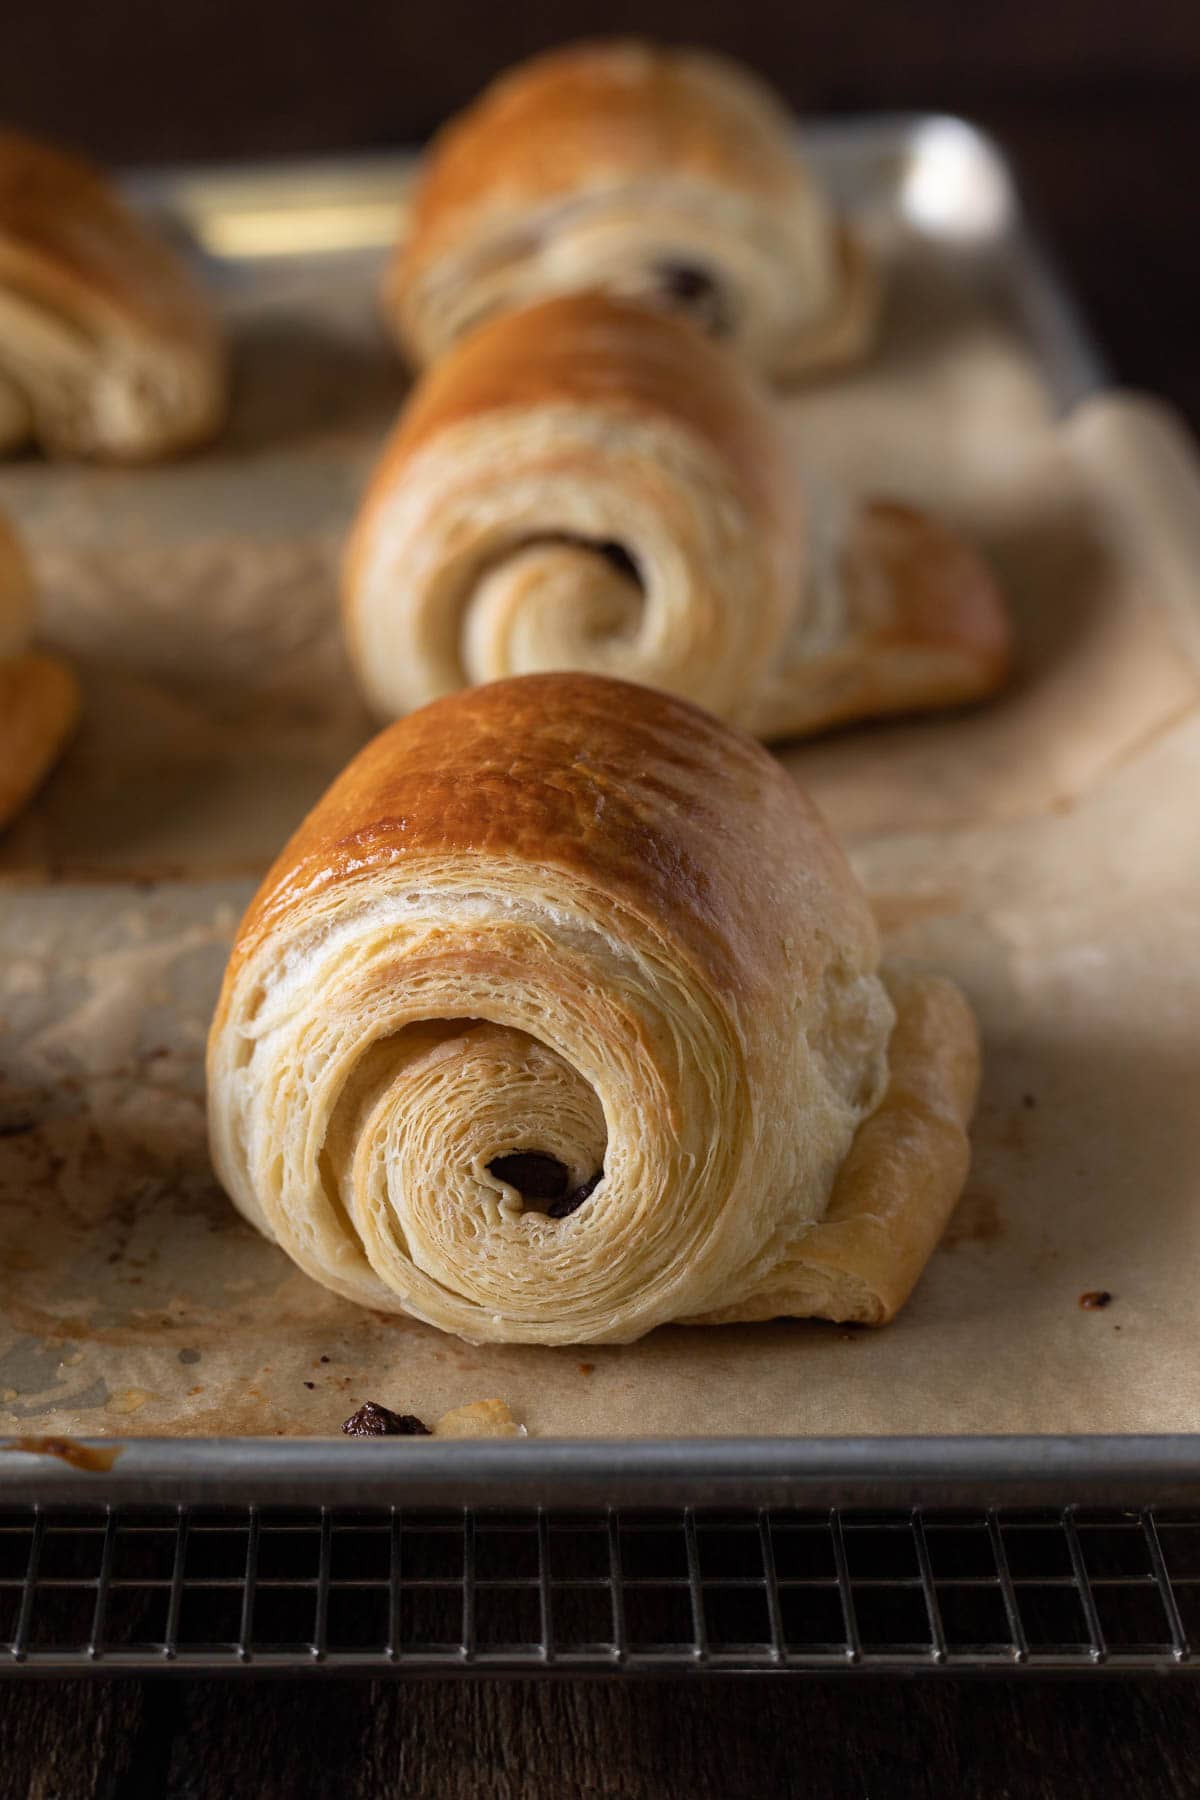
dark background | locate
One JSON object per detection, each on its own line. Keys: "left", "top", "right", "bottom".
{"left": 2, "top": 0, "right": 1200, "bottom": 427}
{"left": 2, "top": 3, "right": 1199, "bottom": 1792}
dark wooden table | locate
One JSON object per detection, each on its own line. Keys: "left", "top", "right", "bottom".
{"left": 2, "top": 5, "right": 1199, "bottom": 1794}
{"left": 2, "top": 1672, "right": 1199, "bottom": 1797}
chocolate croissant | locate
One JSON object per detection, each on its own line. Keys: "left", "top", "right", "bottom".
{"left": 0, "top": 129, "right": 226, "bottom": 460}
{"left": 207, "top": 674, "right": 980, "bottom": 1346}
{"left": 0, "top": 512, "right": 79, "bottom": 828}
{"left": 344, "top": 294, "right": 1011, "bottom": 740}
{"left": 384, "top": 39, "right": 877, "bottom": 380}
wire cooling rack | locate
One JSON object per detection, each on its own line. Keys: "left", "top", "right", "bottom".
{"left": 3, "top": 1502, "right": 1199, "bottom": 1675}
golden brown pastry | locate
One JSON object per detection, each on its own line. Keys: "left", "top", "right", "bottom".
{"left": 344, "top": 294, "right": 1011, "bottom": 739}
{"left": 0, "top": 129, "right": 226, "bottom": 460}
{"left": 0, "top": 512, "right": 79, "bottom": 827}
{"left": 207, "top": 673, "right": 979, "bottom": 1346}
{"left": 433, "top": 1400, "right": 524, "bottom": 1438}
{"left": 385, "top": 40, "right": 876, "bottom": 381}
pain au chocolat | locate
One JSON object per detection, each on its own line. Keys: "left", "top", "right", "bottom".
{"left": 207, "top": 673, "right": 979, "bottom": 1346}
{"left": 384, "top": 39, "right": 878, "bottom": 381}
{"left": 0, "top": 129, "right": 226, "bottom": 461}
{"left": 344, "top": 293, "right": 1011, "bottom": 740}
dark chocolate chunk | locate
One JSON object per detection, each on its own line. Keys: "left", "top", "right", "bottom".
{"left": 342, "top": 1401, "right": 432, "bottom": 1437}
{"left": 547, "top": 1170, "right": 602, "bottom": 1220}
{"left": 538, "top": 533, "right": 642, "bottom": 586}
{"left": 0, "top": 1118, "right": 36, "bottom": 1138}
{"left": 594, "top": 540, "right": 641, "bottom": 584}
{"left": 657, "top": 261, "right": 717, "bottom": 303}
{"left": 488, "top": 1152, "right": 570, "bottom": 1203}
{"left": 653, "top": 261, "right": 734, "bottom": 338}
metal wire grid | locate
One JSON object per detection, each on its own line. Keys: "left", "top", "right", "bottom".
{"left": 1, "top": 1505, "right": 1199, "bottom": 1674}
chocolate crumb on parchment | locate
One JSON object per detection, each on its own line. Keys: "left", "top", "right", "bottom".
{"left": 1079, "top": 1290, "right": 1114, "bottom": 1310}
{"left": 342, "top": 1400, "right": 432, "bottom": 1437}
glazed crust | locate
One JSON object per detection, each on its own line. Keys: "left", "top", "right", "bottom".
{"left": 223, "top": 671, "right": 870, "bottom": 1002}
{"left": 0, "top": 129, "right": 226, "bottom": 460}
{"left": 344, "top": 294, "right": 1011, "bottom": 738}
{"left": 208, "top": 673, "right": 979, "bottom": 1344}
{"left": 742, "top": 498, "right": 1014, "bottom": 740}
{"left": 385, "top": 39, "right": 878, "bottom": 379}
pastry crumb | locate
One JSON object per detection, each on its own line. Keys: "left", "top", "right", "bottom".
{"left": 434, "top": 1399, "right": 524, "bottom": 1438}
{"left": 107, "top": 1388, "right": 154, "bottom": 1415}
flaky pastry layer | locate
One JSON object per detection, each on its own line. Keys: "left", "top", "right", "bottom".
{"left": 344, "top": 294, "right": 1011, "bottom": 740}
{"left": 0, "top": 129, "right": 226, "bottom": 460}
{"left": 385, "top": 39, "right": 878, "bottom": 380}
{"left": 207, "top": 674, "right": 978, "bottom": 1345}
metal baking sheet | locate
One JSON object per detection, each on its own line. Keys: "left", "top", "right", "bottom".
{"left": 126, "top": 113, "right": 1104, "bottom": 405}
{"left": 3, "top": 1435, "right": 1200, "bottom": 1511}
{"left": 6, "top": 115, "right": 1197, "bottom": 1507}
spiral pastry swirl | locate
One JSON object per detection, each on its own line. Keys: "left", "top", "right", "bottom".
{"left": 344, "top": 294, "right": 1011, "bottom": 740}
{"left": 207, "top": 674, "right": 980, "bottom": 1344}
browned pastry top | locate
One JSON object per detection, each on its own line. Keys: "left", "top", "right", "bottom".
{"left": 850, "top": 501, "right": 1013, "bottom": 673}
{"left": 231, "top": 671, "right": 872, "bottom": 1009}
{"left": 357, "top": 291, "right": 793, "bottom": 534}
{"left": 0, "top": 128, "right": 215, "bottom": 343}
{"left": 404, "top": 40, "right": 807, "bottom": 266}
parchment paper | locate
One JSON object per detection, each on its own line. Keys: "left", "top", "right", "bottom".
{"left": 1, "top": 233, "right": 1198, "bottom": 1438}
